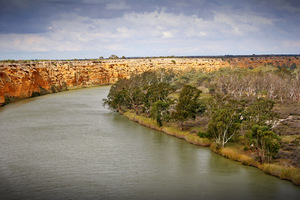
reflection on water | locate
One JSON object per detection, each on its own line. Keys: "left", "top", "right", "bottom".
{"left": 0, "top": 86, "right": 299, "bottom": 200}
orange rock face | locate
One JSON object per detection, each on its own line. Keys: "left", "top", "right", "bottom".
{"left": 0, "top": 56, "right": 299, "bottom": 106}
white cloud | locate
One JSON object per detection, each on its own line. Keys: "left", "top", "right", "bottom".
{"left": 0, "top": 6, "right": 298, "bottom": 59}
{"left": 162, "top": 31, "right": 173, "bottom": 39}
{"left": 0, "top": 34, "right": 48, "bottom": 52}
{"left": 213, "top": 9, "right": 273, "bottom": 36}
{"left": 283, "top": 40, "right": 300, "bottom": 49}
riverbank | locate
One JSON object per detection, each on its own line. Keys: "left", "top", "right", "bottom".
{"left": 123, "top": 110, "right": 300, "bottom": 186}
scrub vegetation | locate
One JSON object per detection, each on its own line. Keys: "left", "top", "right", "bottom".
{"left": 104, "top": 64, "right": 300, "bottom": 185}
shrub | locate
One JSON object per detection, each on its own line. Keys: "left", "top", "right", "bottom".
{"left": 209, "top": 88, "right": 215, "bottom": 94}
{"left": 198, "top": 131, "right": 209, "bottom": 138}
{"left": 243, "top": 146, "right": 249, "bottom": 151}
{"left": 51, "top": 85, "right": 58, "bottom": 93}
{"left": 31, "top": 91, "right": 41, "bottom": 97}
{"left": 61, "top": 81, "right": 68, "bottom": 91}
{"left": 4, "top": 96, "right": 14, "bottom": 104}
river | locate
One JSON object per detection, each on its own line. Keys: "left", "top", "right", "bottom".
{"left": 0, "top": 86, "right": 299, "bottom": 200}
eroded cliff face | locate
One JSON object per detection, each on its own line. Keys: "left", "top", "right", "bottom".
{"left": 1, "top": 56, "right": 299, "bottom": 106}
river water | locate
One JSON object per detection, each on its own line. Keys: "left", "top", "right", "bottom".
{"left": 0, "top": 86, "right": 299, "bottom": 200}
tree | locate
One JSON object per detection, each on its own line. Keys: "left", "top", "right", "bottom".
{"left": 172, "top": 85, "right": 204, "bottom": 129}
{"left": 127, "top": 86, "right": 144, "bottom": 114}
{"left": 248, "top": 125, "right": 280, "bottom": 163}
{"left": 150, "top": 100, "right": 170, "bottom": 126}
{"left": 103, "top": 79, "right": 130, "bottom": 112}
{"left": 144, "top": 82, "right": 174, "bottom": 114}
{"left": 109, "top": 55, "right": 119, "bottom": 59}
{"left": 243, "top": 98, "right": 278, "bottom": 130}
{"left": 207, "top": 95, "right": 245, "bottom": 148}
{"left": 290, "top": 63, "right": 297, "bottom": 70}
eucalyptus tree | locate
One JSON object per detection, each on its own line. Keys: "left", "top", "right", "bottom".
{"left": 150, "top": 100, "right": 170, "bottom": 126}
{"left": 207, "top": 95, "right": 245, "bottom": 148}
{"left": 243, "top": 98, "right": 278, "bottom": 130}
{"left": 103, "top": 79, "right": 131, "bottom": 112}
{"left": 172, "top": 85, "right": 205, "bottom": 130}
{"left": 249, "top": 125, "right": 280, "bottom": 163}
{"left": 144, "top": 82, "right": 175, "bottom": 114}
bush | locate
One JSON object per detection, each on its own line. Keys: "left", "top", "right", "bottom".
{"left": 243, "top": 146, "right": 249, "bottom": 151}
{"left": 31, "top": 91, "right": 41, "bottom": 97}
{"left": 39, "top": 86, "right": 48, "bottom": 95}
{"left": 4, "top": 96, "right": 14, "bottom": 104}
{"left": 61, "top": 81, "right": 68, "bottom": 91}
{"left": 198, "top": 131, "right": 209, "bottom": 138}
{"left": 51, "top": 85, "right": 58, "bottom": 93}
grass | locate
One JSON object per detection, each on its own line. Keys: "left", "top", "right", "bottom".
{"left": 280, "top": 135, "right": 299, "bottom": 143}
{"left": 123, "top": 110, "right": 300, "bottom": 186}
{"left": 162, "top": 126, "right": 211, "bottom": 146}
{"left": 124, "top": 111, "right": 162, "bottom": 130}
{"left": 260, "top": 164, "right": 300, "bottom": 185}
{"left": 210, "top": 143, "right": 259, "bottom": 167}
{"left": 124, "top": 111, "right": 211, "bottom": 147}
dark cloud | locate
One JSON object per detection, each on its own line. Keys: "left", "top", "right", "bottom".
{"left": 2, "top": 0, "right": 298, "bottom": 34}
{"left": 0, "top": 0, "right": 225, "bottom": 34}
{"left": 0, "top": 0, "right": 299, "bottom": 59}
{"left": 0, "top": 0, "right": 60, "bottom": 33}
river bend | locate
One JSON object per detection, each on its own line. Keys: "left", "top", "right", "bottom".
{"left": 0, "top": 86, "right": 299, "bottom": 200}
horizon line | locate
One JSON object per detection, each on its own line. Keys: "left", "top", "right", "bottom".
{"left": 1, "top": 53, "right": 300, "bottom": 61}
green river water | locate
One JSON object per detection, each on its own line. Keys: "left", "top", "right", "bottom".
{"left": 0, "top": 86, "right": 299, "bottom": 200}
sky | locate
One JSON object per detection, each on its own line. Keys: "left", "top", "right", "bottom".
{"left": 0, "top": 0, "right": 300, "bottom": 60}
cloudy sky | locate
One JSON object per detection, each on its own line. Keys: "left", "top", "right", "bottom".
{"left": 0, "top": 0, "right": 300, "bottom": 60}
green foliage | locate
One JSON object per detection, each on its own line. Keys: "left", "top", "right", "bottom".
{"left": 31, "top": 91, "right": 41, "bottom": 97}
{"left": 209, "top": 88, "right": 215, "bottom": 94}
{"left": 104, "top": 65, "right": 300, "bottom": 184}
{"left": 150, "top": 100, "right": 170, "bottom": 126}
{"left": 290, "top": 63, "right": 297, "bottom": 70}
{"left": 144, "top": 82, "right": 174, "bottom": 113}
{"left": 207, "top": 95, "right": 245, "bottom": 148}
{"left": 103, "top": 79, "right": 132, "bottom": 112}
{"left": 51, "top": 85, "right": 59, "bottom": 93}
{"left": 172, "top": 85, "right": 205, "bottom": 129}
{"left": 243, "top": 98, "right": 277, "bottom": 129}
{"left": 61, "top": 81, "right": 68, "bottom": 91}
{"left": 248, "top": 125, "right": 280, "bottom": 163}
{"left": 198, "top": 131, "right": 209, "bottom": 138}
{"left": 109, "top": 55, "right": 119, "bottom": 59}
{"left": 4, "top": 95, "right": 14, "bottom": 105}
{"left": 104, "top": 70, "right": 175, "bottom": 114}
{"left": 173, "top": 69, "right": 209, "bottom": 89}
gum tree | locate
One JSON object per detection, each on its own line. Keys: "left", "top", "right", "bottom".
{"left": 249, "top": 125, "right": 280, "bottom": 163}
{"left": 207, "top": 95, "right": 245, "bottom": 148}
{"left": 172, "top": 85, "right": 205, "bottom": 130}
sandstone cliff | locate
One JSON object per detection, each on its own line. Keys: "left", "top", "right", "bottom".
{"left": 1, "top": 56, "right": 299, "bottom": 106}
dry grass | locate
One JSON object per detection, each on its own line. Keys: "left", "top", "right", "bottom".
{"left": 210, "top": 143, "right": 259, "bottom": 167}
{"left": 280, "top": 135, "right": 299, "bottom": 143}
{"left": 123, "top": 110, "right": 300, "bottom": 186}
{"left": 260, "top": 164, "right": 300, "bottom": 185}
{"left": 124, "top": 111, "right": 162, "bottom": 130}
{"left": 124, "top": 111, "right": 211, "bottom": 147}
{"left": 210, "top": 142, "right": 300, "bottom": 185}
{"left": 162, "top": 127, "right": 211, "bottom": 146}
